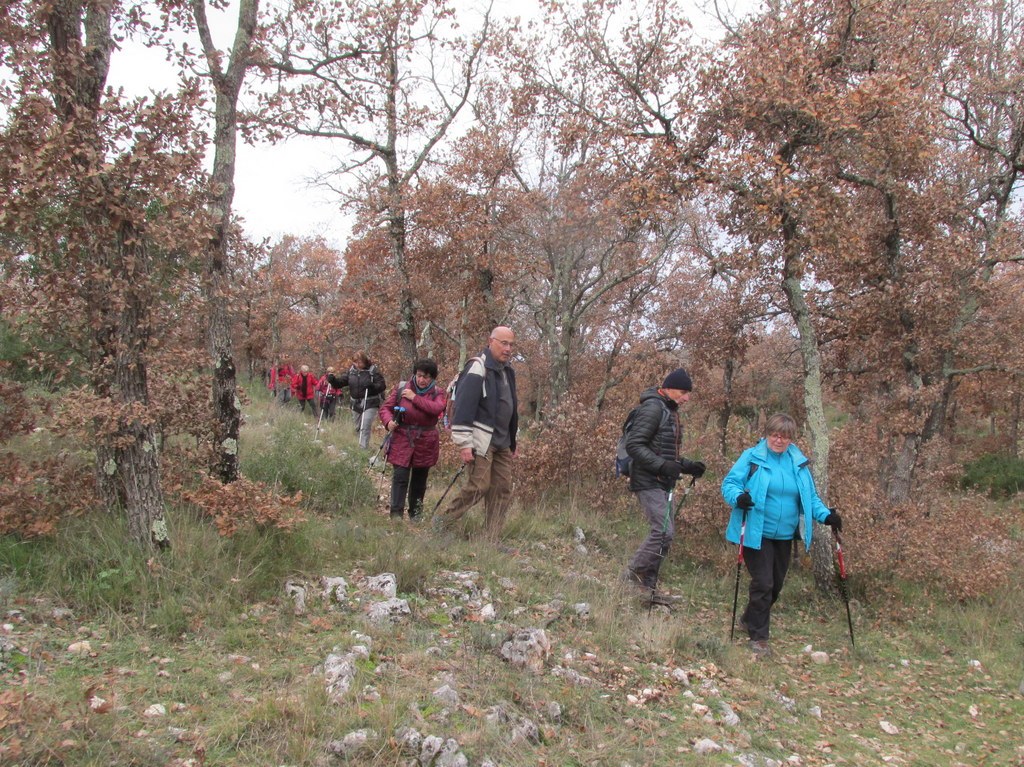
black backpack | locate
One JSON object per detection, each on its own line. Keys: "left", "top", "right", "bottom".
{"left": 614, "top": 402, "right": 670, "bottom": 478}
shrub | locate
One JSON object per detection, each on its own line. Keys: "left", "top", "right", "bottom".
{"left": 515, "top": 396, "right": 624, "bottom": 509}
{"left": 0, "top": 378, "right": 97, "bottom": 537}
{"left": 182, "top": 475, "right": 306, "bottom": 536}
{"left": 960, "top": 453, "right": 1024, "bottom": 498}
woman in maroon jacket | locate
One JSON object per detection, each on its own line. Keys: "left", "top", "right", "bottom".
{"left": 379, "top": 358, "right": 446, "bottom": 520}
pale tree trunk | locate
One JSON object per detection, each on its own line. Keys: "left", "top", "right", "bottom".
{"left": 387, "top": 196, "right": 418, "bottom": 360}
{"left": 1012, "top": 378, "right": 1022, "bottom": 457}
{"left": 718, "top": 355, "right": 736, "bottom": 458}
{"left": 781, "top": 268, "right": 833, "bottom": 591}
{"left": 779, "top": 175, "right": 833, "bottom": 592}
{"left": 192, "top": 0, "right": 258, "bottom": 483}
{"left": 546, "top": 323, "right": 573, "bottom": 417}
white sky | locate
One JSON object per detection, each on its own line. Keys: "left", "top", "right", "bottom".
{"left": 108, "top": 0, "right": 750, "bottom": 251}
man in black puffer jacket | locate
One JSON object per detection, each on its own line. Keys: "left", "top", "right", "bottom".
{"left": 623, "top": 368, "right": 706, "bottom": 605}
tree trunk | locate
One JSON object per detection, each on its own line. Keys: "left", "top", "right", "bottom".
{"left": 48, "top": 0, "right": 168, "bottom": 548}
{"left": 781, "top": 268, "right": 833, "bottom": 590}
{"left": 93, "top": 442, "right": 122, "bottom": 512}
{"left": 1012, "top": 377, "right": 1022, "bottom": 458}
{"left": 778, "top": 168, "right": 833, "bottom": 591}
{"left": 193, "top": 0, "right": 258, "bottom": 483}
{"left": 718, "top": 355, "right": 735, "bottom": 457}
{"left": 110, "top": 231, "right": 169, "bottom": 548}
{"left": 382, "top": 36, "right": 417, "bottom": 361}
{"left": 388, "top": 202, "right": 419, "bottom": 360}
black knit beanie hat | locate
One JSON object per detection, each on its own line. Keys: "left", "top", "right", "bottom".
{"left": 661, "top": 368, "right": 693, "bottom": 391}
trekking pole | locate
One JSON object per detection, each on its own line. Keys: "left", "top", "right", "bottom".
{"left": 368, "top": 433, "right": 391, "bottom": 468}
{"left": 833, "top": 528, "right": 855, "bottom": 648}
{"left": 374, "top": 406, "right": 405, "bottom": 474}
{"left": 673, "top": 475, "right": 698, "bottom": 519}
{"left": 729, "top": 508, "right": 747, "bottom": 641}
{"left": 314, "top": 393, "right": 326, "bottom": 441}
{"left": 429, "top": 463, "right": 466, "bottom": 517}
{"left": 376, "top": 430, "right": 398, "bottom": 498}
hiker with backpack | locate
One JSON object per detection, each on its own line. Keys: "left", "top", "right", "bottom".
{"left": 622, "top": 368, "right": 706, "bottom": 606}
{"left": 721, "top": 412, "right": 842, "bottom": 657}
{"left": 328, "top": 351, "right": 387, "bottom": 449}
{"left": 379, "top": 358, "right": 446, "bottom": 521}
{"left": 433, "top": 326, "right": 518, "bottom": 540}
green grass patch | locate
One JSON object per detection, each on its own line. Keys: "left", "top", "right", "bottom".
{"left": 240, "top": 408, "right": 375, "bottom": 515}
{"left": 961, "top": 452, "right": 1024, "bottom": 497}
{"left": 2, "top": 394, "right": 1022, "bottom": 767}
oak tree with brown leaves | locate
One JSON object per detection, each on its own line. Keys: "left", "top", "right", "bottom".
{"left": 0, "top": 0, "right": 211, "bottom": 546}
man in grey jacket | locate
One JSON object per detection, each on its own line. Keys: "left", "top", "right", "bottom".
{"left": 434, "top": 326, "right": 518, "bottom": 540}
{"left": 623, "top": 368, "right": 705, "bottom": 605}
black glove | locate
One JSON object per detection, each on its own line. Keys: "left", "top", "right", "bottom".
{"left": 736, "top": 491, "right": 754, "bottom": 511}
{"left": 823, "top": 510, "right": 843, "bottom": 532}
{"left": 660, "top": 460, "right": 684, "bottom": 481}
{"left": 680, "top": 459, "right": 706, "bottom": 478}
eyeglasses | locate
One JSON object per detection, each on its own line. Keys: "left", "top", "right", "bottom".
{"left": 767, "top": 433, "right": 792, "bottom": 442}
{"left": 490, "top": 338, "right": 515, "bottom": 348}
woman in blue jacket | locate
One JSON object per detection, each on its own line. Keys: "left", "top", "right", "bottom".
{"left": 721, "top": 413, "right": 842, "bottom": 656}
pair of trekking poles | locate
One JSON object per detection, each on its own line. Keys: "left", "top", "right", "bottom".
{"left": 729, "top": 507, "right": 856, "bottom": 647}
{"left": 649, "top": 475, "right": 856, "bottom": 648}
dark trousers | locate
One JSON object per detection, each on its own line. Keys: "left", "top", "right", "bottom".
{"left": 741, "top": 538, "right": 793, "bottom": 641}
{"left": 321, "top": 396, "right": 337, "bottom": 420}
{"left": 390, "top": 465, "right": 430, "bottom": 518}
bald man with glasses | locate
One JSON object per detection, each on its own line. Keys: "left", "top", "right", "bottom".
{"left": 434, "top": 326, "right": 519, "bottom": 540}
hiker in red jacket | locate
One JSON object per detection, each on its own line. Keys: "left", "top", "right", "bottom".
{"left": 271, "top": 362, "right": 294, "bottom": 404}
{"left": 291, "top": 365, "right": 319, "bottom": 416}
{"left": 316, "top": 366, "right": 338, "bottom": 421}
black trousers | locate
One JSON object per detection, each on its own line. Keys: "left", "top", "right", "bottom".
{"left": 321, "top": 395, "right": 337, "bottom": 420}
{"left": 390, "top": 465, "right": 430, "bottom": 518}
{"left": 741, "top": 538, "right": 793, "bottom": 641}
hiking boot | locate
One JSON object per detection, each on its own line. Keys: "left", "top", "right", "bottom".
{"left": 431, "top": 514, "right": 454, "bottom": 540}
{"left": 749, "top": 639, "right": 772, "bottom": 658}
{"left": 648, "top": 590, "right": 682, "bottom": 607}
{"left": 621, "top": 569, "right": 647, "bottom": 588}
{"left": 738, "top": 617, "right": 751, "bottom": 638}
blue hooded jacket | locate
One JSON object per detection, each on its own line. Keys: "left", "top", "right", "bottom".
{"left": 721, "top": 439, "right": 831, "bottom": 551}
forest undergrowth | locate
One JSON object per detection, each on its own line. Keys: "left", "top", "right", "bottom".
{"left": 1, "top": 395, "right": 1022, "bottom": 767}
